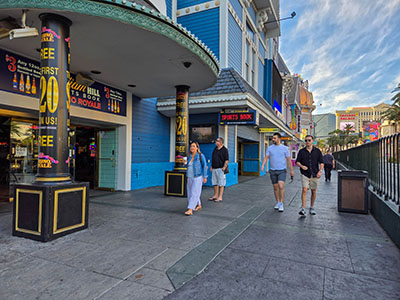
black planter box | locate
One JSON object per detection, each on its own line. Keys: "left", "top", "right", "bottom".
{"left": 12, "top": 181, "right": 89, "bottom": 242}
{"left": 165, "top": 171, "right": 187, "bottom": 197}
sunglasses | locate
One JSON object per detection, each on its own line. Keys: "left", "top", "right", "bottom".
{"left": 305, "top": 139, "right": 312, "bottom": 142}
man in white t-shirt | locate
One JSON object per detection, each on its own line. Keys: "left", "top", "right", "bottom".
{"left": 261, "top": 133, "right": 294, "bottom": 212}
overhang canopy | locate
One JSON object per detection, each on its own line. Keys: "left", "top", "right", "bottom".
{"left": 0, "top": 0, "right": 219, "bottom": 97}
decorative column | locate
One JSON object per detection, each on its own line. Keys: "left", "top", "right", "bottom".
{"left": 12, "top": 14, "right": 89, "bottom": 242}
{"left": 165, "top": 85, "right": 190, "bottom": 197}
{"left": 36, "top": 13, "right": 71, "bottom": 182}
{"left": 174, "top": 85, "right": 189, "bottom": 170}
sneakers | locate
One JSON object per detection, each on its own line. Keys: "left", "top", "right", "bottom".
{"left": 299, "top": 208, "right": 306, "bottom": 217}
{"left": 274, "top": 202, "right": 284, "bottom": 212}
{"left": 310, "top": 208, "right": 316, "bottom": 215}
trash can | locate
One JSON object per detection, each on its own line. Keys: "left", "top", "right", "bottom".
{"left": 337, "top": 170, "right": 369, "bottom": 214}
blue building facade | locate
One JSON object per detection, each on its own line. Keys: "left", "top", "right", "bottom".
{"left": 155, "top": 0, "right": 301, "bottom": 188}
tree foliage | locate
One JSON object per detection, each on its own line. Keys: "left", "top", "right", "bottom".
{"left": 382, "top": 85, "right": 400, "bottom": 122}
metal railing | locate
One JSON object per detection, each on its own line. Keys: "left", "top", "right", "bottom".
{"left": 333, "top": 133, "right": 400, "bottom": 213}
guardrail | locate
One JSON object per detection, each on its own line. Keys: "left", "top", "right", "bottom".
{"left": 333, "top": 133, "right": 400, "bottom": 213}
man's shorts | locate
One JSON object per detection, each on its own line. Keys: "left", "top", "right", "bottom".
{"left": 212, "top": 168, "right": 226, "bottom": 186}
{"left": 301, "top": 174, "right": 319, "bottom": 190}
{"left": 269, "top": 169, "right": 287, "bottom": 184}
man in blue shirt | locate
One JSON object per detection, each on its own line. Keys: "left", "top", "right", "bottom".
{"left": 261, "top": 133, "right": 294, "bottom": 212}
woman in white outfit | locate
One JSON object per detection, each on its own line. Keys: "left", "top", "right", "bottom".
{"left": 185, "top": 142, "right": 208, "bottom": 216}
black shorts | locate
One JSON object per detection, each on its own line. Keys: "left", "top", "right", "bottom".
{"left": 270, "top": 170, "right": 287, "bottom": 184}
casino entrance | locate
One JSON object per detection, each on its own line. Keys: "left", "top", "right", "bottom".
{"left": 0, "top": 115, "right": 118, "bottom": 202}
{"left": 72, "top": 126, "right": 117, "bottom": 191}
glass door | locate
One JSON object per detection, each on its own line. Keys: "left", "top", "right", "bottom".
{"left": 97, "top": 129, "right": 117, "bottom": 190}
{"left": 10, "top": 119, "right": 38, "bottom": 184}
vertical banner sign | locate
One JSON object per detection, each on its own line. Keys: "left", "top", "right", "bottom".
{"left": 174, "top": 85, "right": 189, "bottom": 170}
{"left": 37, "top": 14, "right": 72, "bottom": 181}
{"left": 290, "top": 104, "right": 297, "bottom": 130}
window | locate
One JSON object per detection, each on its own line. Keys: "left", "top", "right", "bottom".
{"left": 251, "top": 49, "right": 256, "bottom": 86}
{"left": 245, "top": 41, "right": 250, "bottom": 81}
{"left": 246, "top": 23, "right": 255, "bottom": 42}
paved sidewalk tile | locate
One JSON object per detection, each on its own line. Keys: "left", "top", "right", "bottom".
{"left": 262, "top": 257, "right": 325, "bottom": 291}
{"left": 324, "top": 268, "right": 400, "bottom": 300}
{"left": 1, "top": 171, "right": 400, "bottom": 300}
{"left": 128, "top": 267, "right": 175, "bottom": 291}
{"left": 97, "top": 280, "right": 170, "bottom": 300}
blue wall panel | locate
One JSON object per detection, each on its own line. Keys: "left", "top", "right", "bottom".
{"left": 259, "top": 40, "right": 265, "bottom": 57}
{"left": 131, "top": 162, "right": 174, "bottom": 190}
{"left": 229, "top": 0, "right": 242, "bottom": 20}
{"left": 263, "top": 59, "right": 273, "bottom": 106}
{"left": 228, "top": 125, "right": 235, "bottom": 162}
{"left": 166, "top": 0, "right": 172, "bottom": 17}
{"left": 132, "top": 97, "right": 170, "bottom": 163}
{"left": 243, "top": 143, "right": 259, "bottom": 173}
{"left": 248, "top": 5, "right": 256, "bottom": 25}
{"left": 258, "top": 59, "right": 264, "bottom": 97}
{"left": 178, "top": 9, "right": 220, "bottom": 60}
{"left": 228, "top": 12, "right": 242, "bottom": 74}
{"left": 177, "top": 0, "right": 209, "bottom": 9}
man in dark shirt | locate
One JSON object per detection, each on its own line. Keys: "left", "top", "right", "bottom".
{"left": 323, "top": 150, "right": 335, "bottom": 182}
{"left": 295, "top": 135, "right": 324, "bottom": 217}
{"left": 209, "top": 137, "right": 229, "bottom": 202}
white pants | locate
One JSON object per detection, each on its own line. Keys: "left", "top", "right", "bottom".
{"left": 187, "top": 176, "right": 203, "bottom": 210}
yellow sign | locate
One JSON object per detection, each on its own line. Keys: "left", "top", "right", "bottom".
{"left": 259, "top": 128, "right": 279, "bottom": 133}
{"left": 38, "top": 159, "right": 52, "bottom": 168}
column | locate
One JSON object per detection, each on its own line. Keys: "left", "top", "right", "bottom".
{"left": 174, "top": 85, "right": 190, "bottom": 170}
{"left": 36, "top": 13, "right": 72, "bottom": 182}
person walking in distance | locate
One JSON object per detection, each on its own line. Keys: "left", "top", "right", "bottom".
{"left": 296, "top": 135, "right": 324, "bottom": 217}
{"left": 209, "top": 137, "right": 229, "bottom": 202}
{"left": 261, "top": 133, "right": 294, "bottom": 212}
{"left": 323, "top": 150, "right": 335, "bottom": 182}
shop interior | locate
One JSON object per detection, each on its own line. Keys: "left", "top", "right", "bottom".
{"left": 0, "top": 116, "right": 116, "bottom": 202}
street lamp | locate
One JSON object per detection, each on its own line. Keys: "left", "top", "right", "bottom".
{"left": 264, "top": 11, "right": 296, "bottom": 25}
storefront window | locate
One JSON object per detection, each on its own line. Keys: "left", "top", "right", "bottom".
{"left": 10, "top": 120, "right": 38, "bottom": 184}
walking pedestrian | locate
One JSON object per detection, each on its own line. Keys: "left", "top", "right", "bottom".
{"left": 185, "top": 141, "right": 208, "bottom": 216}
{"left": 261, "top": 132, "right": 294, "bottom": 212}
{"left": 323, "top": 150, "right": 335, "bottom": 182}
{"left": 295, "top": 135, "right": 324, "bottom": 217}
{"left": 209, "top": 137, "right": 229, "bottom": 202}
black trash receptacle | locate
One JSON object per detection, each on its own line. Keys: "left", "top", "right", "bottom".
{"left": 338, "top": 170, "right": 369, "bottom": 214}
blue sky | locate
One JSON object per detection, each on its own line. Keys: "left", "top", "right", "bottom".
{"left": 279, "top": 0, "right": 400, "bottom": 114}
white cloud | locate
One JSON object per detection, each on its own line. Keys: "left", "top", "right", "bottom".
{"left": 280, "top": 0, "right": 400, "bottom": 113}
{"left": 387, "top": 74, "right": 400, "bottom": 89}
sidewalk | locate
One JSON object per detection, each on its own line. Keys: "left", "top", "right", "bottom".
{"left": 167, "top": 172, "right": 400, "bottom": 300}
{"left": 0, "top": 170, "right": 399, "bottom": 299}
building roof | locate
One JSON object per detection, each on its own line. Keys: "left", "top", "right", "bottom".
{"left": 287, "top": 77, "right": 300, "bottom": 106}
{"left": 159, "top": 67, "right": 267, "bottom": 104}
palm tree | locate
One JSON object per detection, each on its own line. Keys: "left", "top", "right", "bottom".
{"left": 381, "top": 83, "right": 400, "bottom": 131}
{"left": 343, "top": 124, "right": 355, "bottom": 136}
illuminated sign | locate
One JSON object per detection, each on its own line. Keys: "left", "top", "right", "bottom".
{"left": 259, "top": 128, "right": 279, "bottom": 133}
{"left": 363, "top": 122, "right": 380, "bottom": 141}
{"left": 219, "top": 110, "right": 257, "bottom": 125}
{"left": 337, "top": 113, "right": 359, "bottom": 121}
{"left": 0, "top": 48, "right": 126, "bottom": 116}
